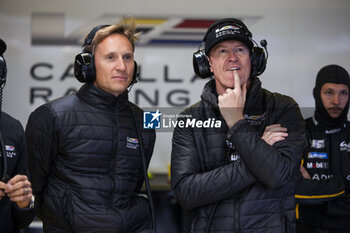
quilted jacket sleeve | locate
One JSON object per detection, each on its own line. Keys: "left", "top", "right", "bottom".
{"left": 25, "top": 104, "right": 57, "bottom": 212}
{"left": 228, "top": 95, "right": 306, "bottom": 189}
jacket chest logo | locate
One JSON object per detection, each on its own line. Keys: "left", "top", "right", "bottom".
{"left": 0, "top": 145, "right": 17, "bottom": 158}
{"left": 310, "top": 139, "right": 325, "bottom": 149}
{"left": 244, "top": 112, "right": 266, "bottom": 126}
{"left": 306, "top": 162, "right": 329, "bottom": 169}
{"left": 312, "top": 173, "right": 332, "bottom": 180}
{"left": 126, "top": 137, "right": 139, "bottom": 150}
{"left": 307, "top": 152, "right": 328, "bottom": 159}
{"left": 340, "top": 141, "right": 350, "bottom": 152}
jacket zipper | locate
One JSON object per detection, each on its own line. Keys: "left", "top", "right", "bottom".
{"left": 109, "top": 109, "right": 118, "bottom": 210}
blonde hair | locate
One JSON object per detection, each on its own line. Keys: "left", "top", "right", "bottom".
{"left": 83, "top": 17, "right": 140, "bottom": 53}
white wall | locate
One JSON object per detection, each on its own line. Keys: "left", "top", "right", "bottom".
{"left": 1, "top": 0, "right": 350, "bottom": 173}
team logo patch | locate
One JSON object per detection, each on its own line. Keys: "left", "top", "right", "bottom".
{"left": 308, "top": 152, "right": 328, "bottom": 159}
{"left": 306, "top": 162, "right": 329, "bottom": 169}
{"left": 143, "top": 110, "right": 162, "bottom": 129}
{"left": 312, "top": 173, "right": 332, "bottom": 180}
{"left": 215, "top": 25, "right": 242, "bottom": 39}
{"left": 215, "top": 25, "right": 240, "bottom": 33}
{"left": 244, "top": 112, "right": 266, "bottom": 125}
{"left": 310, "top": 139, "right": 325, "bottom": 149}
{"left": 340, "top": 141, "right": 350, "bottom": 152}
{"left": 126, "top": 137, "right": 139, "bottom": 149}
{"left": 0, "top": 145, "right": 17, "bottom": 158}
{"left": 5, "top": 145, "right": 15, "bottom": 151}
{"left": 230, "top": 153, "right": 240, "bottom": 161}
{"left": 325, "top": 128, "right": 341, "bottom": 134}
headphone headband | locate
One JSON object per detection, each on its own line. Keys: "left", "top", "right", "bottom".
{"left": 82, "top": 24, "right": 110, "bottom": 49}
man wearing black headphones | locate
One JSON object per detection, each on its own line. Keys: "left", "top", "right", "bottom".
{"left": 25, "top": 18, "right": 156, "bottom": 232}
{"left": 296, "top": 65, "right": 350, "bottom": 233}
{"left": 171, "top": 18, "right": 307, "bottom": 233}
{"left": 0, "top": 38, "right": 35, "bottom": 232}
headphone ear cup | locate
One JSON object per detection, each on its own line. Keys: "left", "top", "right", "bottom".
{"left": 0, "top": 56, "right": 7, "bottom": 87}
{"left": 74, "top": 53, "right": 95, "bottom": 83}
{"left": 193, "top": 50, "right": 212, "bottom": 78}
{"left": 74, "top": 24, "right": 111, "bottom": 83}
{"left": 251, "top": 47, "right": 267, "bottom": 76}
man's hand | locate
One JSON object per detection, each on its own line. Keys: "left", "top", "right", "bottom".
{"left": 0, "top": 175, "right": 32, "bottom": 208}
{"left": 218, "top": 71, "right": 247, "bottom": 128}
{"left": 261, "top": 124, "right": 288, "bottom": 146}
{"left": 300, "top": 165, "right": 311, "bottom": 179}
{"left": 0, "top": 182, "right": 6, "bottom": 200}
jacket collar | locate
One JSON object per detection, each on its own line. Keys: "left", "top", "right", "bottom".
{"left": 77, "top": 83, "right": 129, "bottom": 109}
{"left": 200, "top": 79, "right": 219, "bottom": 107}
{"left": 312, "top": 115, "right": 346, "bottom": 134}
{"left": 201, "top": 77, "right": 265, "bottom": 116}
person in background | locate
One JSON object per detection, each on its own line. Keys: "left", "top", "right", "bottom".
{"left": 0, "top": 38, "right": 35, "bottom": 233}
{"left": 25, "top": 18, "right": 156, "bottom": 232}
{"left": 171, "top": 18, "right": 306, "bottom": 233}
{"left": 296, "top": 64, "right": 350, "bottom": 233}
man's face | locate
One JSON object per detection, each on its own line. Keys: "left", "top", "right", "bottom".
{"left": 93, "top": 33, "right": 135, "bottom": 97}
{"left": 320, "top": 83, "right": 349, "bottom": 118}
{"left": 208, "top": 40, "right": 251, "bottom": 95}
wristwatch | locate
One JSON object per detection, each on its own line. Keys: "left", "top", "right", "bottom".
{"left": 29, "top": 195, "right": 35, "bottom": 209}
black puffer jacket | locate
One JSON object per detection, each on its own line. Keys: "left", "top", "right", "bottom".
{"left": 295, "top": 117, "right": 350, "bottom": 230}
{"left": 171, "top": 78, "right": 306, "bottom": 233}
{"left": 25, "top": 83, "right": 156, "bottom": 232}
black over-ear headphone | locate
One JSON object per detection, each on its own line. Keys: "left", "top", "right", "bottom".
{"left": 0, "top": 38, "right": 7, "bottom": 88}
{"left": 193, "top": 18, "right": 268, "bottom": 79}
{"left": 74, "top": 24, "right": 138, "bottom": 85}
{"left": 0, "top": 56, "right": 6, "bottom": 88}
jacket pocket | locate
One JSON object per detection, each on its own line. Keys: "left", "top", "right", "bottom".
{"left": 120, "top": 195, "right": 152, "bottom": 232}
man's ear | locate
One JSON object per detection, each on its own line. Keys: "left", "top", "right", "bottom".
{"left": 207, "top": 56, "right": 213, "bottom": 73}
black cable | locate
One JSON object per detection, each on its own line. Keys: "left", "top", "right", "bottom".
{"left": 204, "top": 202, "right": 219, "bottom": 233}
{"left": 0, "top": 51, "right": 8, "bottom": 183}
{"left": 127, "top": 103, "right": 157, "bottom": 232}
{"left": 204, "top": 142, "right": 233, "bottom": 233}
{"left": 0, "top": 86, "right": 8, "bottom": 182}
{"left": 0, "top": 129, "right": 8, "bottom": 182}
